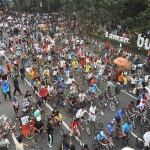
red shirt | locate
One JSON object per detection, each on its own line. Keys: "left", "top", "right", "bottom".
{"left": 34, "top": 73, "right": 39, "bottom": 78}
{"left": 70, "top": 121, "right": 80, "bottom": 130}
{"left": 39, "top": 88, "right": 48, "bottom": 97}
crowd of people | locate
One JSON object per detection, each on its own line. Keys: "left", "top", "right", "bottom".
{"left": 0, "top": 11, "right": 150, "bottom": 150}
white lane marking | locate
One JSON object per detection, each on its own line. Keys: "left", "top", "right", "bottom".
{"left": 121, "top": 90, "right": 136, "bottom": 100}
{"left": 131, "top": 132, "right": 143, "bottom": 142}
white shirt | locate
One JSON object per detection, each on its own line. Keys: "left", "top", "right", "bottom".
{"left": 60, "top": 60, "right": 65, "bottom": 67}
{"left": 143, "top": 131, "right": 150, "bottom": 142}
{"left": 65, "top": 78, "right": 75, "bottom": 84}
{"left": 79, "top": 93, "right": 86, "bottom": 101}
{"left": 89, "top": 106, "right": 96, "bottom": 115}
{"left": 0, "top": 50, "right": 5, "bottom": 56}
{"left": 76, "top": 109, "right": 87, "bottom": 118}
{"left": 16, "top": 142, "right": 24, "bottom": 150}
{"left": 20, "top": 115, "right": 29, "bottom": 126}
{"left": 37, "top": 55, "right": 42, "bottom": 59}
{"left": 48, "top": 86, "right": 54, "bottom": 93}
{"left": 137, "top": 102, "right": 145, "bottom": 110}
{"left": 87, "top": 73, "right": 93, "bottom": 79}
{"left": 53, "top": 70, "right": 58, "bottom": 76}
{"left": 131, "top": 78, "right": 136, "bottom": 84}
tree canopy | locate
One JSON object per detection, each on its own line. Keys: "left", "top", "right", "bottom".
{"left": 10, "top": 0, "right": 150, "bottom": 32}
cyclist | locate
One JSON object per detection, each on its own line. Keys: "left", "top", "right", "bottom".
{"left": 143, "top": 125, "right": 150, "bottom": 150}
{"left": 84, "top": 63, "right": 91, "bottom": 73}
{"left": 22, "top": 98, "right": 30, "bottom": 113}
{"left": 38, "top": 85, "right": 48, "bottom": 106}
{"left": 106, "top": 120, "right": 115, "bottom": 136}
{"left": 6, "top": 61, "right": 12, "bottom": 75}
{"left": 72, "top": 58, "right": 79, "bottom": 72}
{"left": 115, "top": 108, "right": 130, "bottom": 125}
{"left": 76, "top": 106, "right": 88, "bottom": 121}
{"left": 61, "top": 134, "right": 72, "bottom": 150}
{"left": 69, "top": 119, "right": 84, "bottom": 137}
{"left": 33, "top": 108, "right": 41, "bottom": 119}
{"left": 88, "top": 103, "right": 102, "bottom": 127}
{"left": 33, "top": 78, "right": 41, "bottom": 93}
{"left": 78, "top": 91, "right": 89, "bottom": 106}
{"left": 19, "top": 66, "right": 25, "bottom": 82}
{"left": 24, "top": 90, "right": 36, "bottom": 102}
{"left": 82, "top": 144, "right": 89, "bottom": 150}
{"left": 126, "top": 101, "right": 135, "bottom": 114}
{"left": 136, "top": 99, "right": 147, "bottom": 113}
{"left": 43, "top": 67, "right": 50, "bottom": 78}
{"left": 96, "top": 130, "right": 114, "bottom": 147}
{"left": 54, "top": 112, "right": 64, "bottom": 126}
{"left": 122, "top": 121, "right": 133, "bottom": 136}
{"left": 68, "top": 94, "right": 79, "bottom": 115}
{"left": 114, "top": 82, "right": 121, "bottom": 96}
{"left": 103, "top": 86, "right": 113, "bottom": 106}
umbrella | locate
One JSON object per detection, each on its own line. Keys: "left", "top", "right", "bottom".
{"left": 0, "top": 10, "right": 3, "bottom": 14}
{"left": 113, "top": 57, "right": 131, "bottom": 68}
{"left": 38, "top": 24, "right": 47, "bottom": 28}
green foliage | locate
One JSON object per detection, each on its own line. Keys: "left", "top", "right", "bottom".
{"left": 121, "top": 17, "right": 134, "bottom": 29}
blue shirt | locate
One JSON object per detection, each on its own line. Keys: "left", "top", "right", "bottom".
{"left": 138, "top": 78, "right": 143, "bottom": 83}
{"left": 115, "top": 110, "right": 126, "bottom": 119}
{"left": 106, "top": 125, "right": 115, "bottom": 134}
{"left": 2, "top": 81, "right": 10, "bottom": 93}
{"left": 137, "top": 94, "right": 143, "bottom": 101}
{"left": 91, "top": 84, "right": 97, "bottom": 93}
{"left": 122, "top": 123, "right": 132, "bottom": 132}
{"left": 56, "top": 76, "right": 61, "bottom": 83}
{"left": 96, "top": 133, "right": 106, "bottom": 141}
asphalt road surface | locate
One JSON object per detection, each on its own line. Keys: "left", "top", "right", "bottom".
{"left": 0, "top": 32, "right": 148, "bottom": 150}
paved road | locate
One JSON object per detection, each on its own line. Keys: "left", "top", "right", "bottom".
{"left": 0, "top": 32, "right": 148, "bottom": 150}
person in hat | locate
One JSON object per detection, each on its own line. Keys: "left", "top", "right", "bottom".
{"left": 115, "top": 108, "right": 130, "bottom": 125}
{"left": 32, "top": 116, "right": 44, "bottom": 144}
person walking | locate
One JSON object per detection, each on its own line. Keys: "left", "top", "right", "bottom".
{"left": 13, "top": 75, "right": 23, "bottom": 95}
{"left": 2, "top": 80, "right": 12, "bottom": 101}
{"left": 47, "top": 118, "right": 53, "bottom": 148}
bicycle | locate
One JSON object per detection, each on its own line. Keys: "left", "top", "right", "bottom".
{"left": 113, "top": 125, "right": 132, "bottom": 147}
{"left": 25, "top": 120, "right": 46, "bottom": 139}
{"left": 0, "top": 115, "right": 20, "bottom": 137}
{"left": 92, "top": 139, "right": 117, "bottom": 150}
{"left": 69, "top": 128, "right": 84, "bottom": 147}
{"left": 130, "top": 109, "right": 150, "bottom": 129}
{"left": 140, "top": 125, "right": 149, "bottom": 135}
{"left": 80, "top": 118, "right": 92, "bottom": 136}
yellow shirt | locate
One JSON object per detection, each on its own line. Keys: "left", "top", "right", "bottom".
{"left": 28, "top": 71, "right": 35, "bottom": 80}
{"left": 34, "top": 81, "right": 41, "bottom": 87}
{"left": 54, "top": 113, "right": 63, "bottom": 121}
{"left": 85, "top": 65, "right": 91, "bottom": 73}
{"left": 72, "top": 61, "right": 78, "bottom": 68}
{"left": 44, "top": 69, "right": 49, "bottom": 76}
{"left": 123, "top": 77, "right": 128, "bottom": 85}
